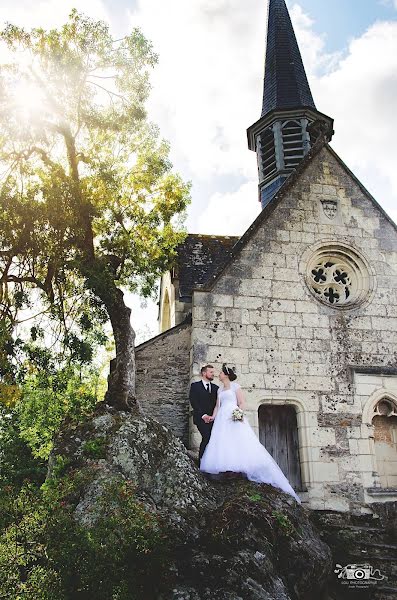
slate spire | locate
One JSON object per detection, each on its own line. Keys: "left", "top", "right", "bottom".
{"left": 262, "top": 0, "right": 315, "bottom": 116}
{"left": 247, "top": 0, "right": 334, "bottom": 209}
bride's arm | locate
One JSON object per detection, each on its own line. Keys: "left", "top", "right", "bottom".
{"left": 236, "top": 386, "right": 245, "bottom": 410}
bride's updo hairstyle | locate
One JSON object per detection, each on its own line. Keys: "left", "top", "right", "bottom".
{"left": 222, "top": 363, "right": 237, "bottom": 382}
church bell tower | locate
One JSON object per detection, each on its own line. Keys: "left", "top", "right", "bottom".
{"left": 247, "top": 0, "right": 334, "bottom": 209}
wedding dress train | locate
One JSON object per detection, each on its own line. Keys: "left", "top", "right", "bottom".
{"left": 200, "top": 382, "right": 301, "bottom": 503}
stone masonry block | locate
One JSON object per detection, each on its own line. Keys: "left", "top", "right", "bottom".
{"left": 211, "top": 294, "right": 234, "bottom": 308}
{"left": 239, "top": 279, "right": 272, "bottom": 297}
{"left": 234, "top": 296, "right": 263, "bottom": 309}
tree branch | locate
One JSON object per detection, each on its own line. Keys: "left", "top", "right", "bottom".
{"left": 86, "top": 79, "right": 127, "bottom": 102}
{"left": 5, "top": 274, "right": 47, "bottom": 292}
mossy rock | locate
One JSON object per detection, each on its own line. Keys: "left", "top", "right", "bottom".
{"left": 42, "top": 405, "right": 332, "bottom": 600}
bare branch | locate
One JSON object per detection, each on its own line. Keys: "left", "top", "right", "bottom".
{"left": 86, "top": 79, "right": 127, "bottom": 102}
{"left": 88, "top": 74, "right": 117, "bottom": 80}
{"left": 16, "top": 308, "right": 51, "bottom": 324}
{"left": 5, "top": 274, "right": 47, "bottom": 293}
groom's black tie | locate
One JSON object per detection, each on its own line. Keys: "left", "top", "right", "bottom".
{"left": 206, "top": 383, "right": 210, "bottom": 393}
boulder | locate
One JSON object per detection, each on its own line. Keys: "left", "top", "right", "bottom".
{"left": 49, "top": 405, "right": 332, "bottom": 600}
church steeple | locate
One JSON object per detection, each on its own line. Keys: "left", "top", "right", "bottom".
{"left": 248, "top": 0, "right": 334, "bottom": 209}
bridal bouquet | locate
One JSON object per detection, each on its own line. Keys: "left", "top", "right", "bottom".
{"left": 231, "top": 407, "right": 244, "bottom": 422}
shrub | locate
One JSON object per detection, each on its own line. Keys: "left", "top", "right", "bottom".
{"left": 0, "top": 475, "right": 170, "bottom": 599}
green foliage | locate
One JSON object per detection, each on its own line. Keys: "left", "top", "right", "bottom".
{"left": 0, "top": 405, "right": 46, "bottom": 491}
{"left": 82, "top": 436, "right": 107, "bottom": 459}
{"left": 248, "top": 492, "right": 262, "bottom": 502}
{"left": 0, "top": 476, "right": 169, "bottom": 599}
{"left": 271, "top": 510, "right": 297, "bottom": 538}
{"left": 247, "top": 488, "right": 298, "bottom": 538}
{"left": 0, "top": 10, "right": 190, "bottom": 348}
{"left": 16, "top": 366, "right": 101, "bottom": 459}
{"left": 50, "top": 455, "right": 72, "bottom": 479}
{"left": 0, "top": 13, "right": 190, "bottom": 591}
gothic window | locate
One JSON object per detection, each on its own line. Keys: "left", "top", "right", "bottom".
{"left": 160, "top": 290, "right": 171, "bottom": 333}
{"left": 372, "top": 399, "right": 397, "bottom": 489}
{"left": 306, "top": 244, "right": 373, "bottom": 309}
{"left": 281, "top": 120, "right": 304, "bottom": 169}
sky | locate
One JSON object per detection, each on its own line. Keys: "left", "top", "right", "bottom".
{"left": 1, "top": 0, "right": 397, "bottom": 343}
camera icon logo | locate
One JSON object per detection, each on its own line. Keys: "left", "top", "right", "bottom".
{"left": 334, "top": 563, "right": 385, "bottom": 583}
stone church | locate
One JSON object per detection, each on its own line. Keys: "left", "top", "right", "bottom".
{"left": 136, "top": 0, "right": 397, "bottom": 514}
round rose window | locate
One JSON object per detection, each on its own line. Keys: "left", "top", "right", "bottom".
{"left": 306, "top": 245, "right": 373, "bottom": 308}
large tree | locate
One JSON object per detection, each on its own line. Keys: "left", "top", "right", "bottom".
{"left": 0, "top": 11, "right": 190, "bottom": 411}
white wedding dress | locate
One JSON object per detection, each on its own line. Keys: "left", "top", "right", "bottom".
{"left": 200, "top": 383, "right": 301, "bottom": 503}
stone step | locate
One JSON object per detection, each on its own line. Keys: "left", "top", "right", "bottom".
{"left": 350, "top": 512, "right": 382, "bottom": 522}
{"left": 352, "top": 544, "right": 397, "bottom": 560}
{"left": 363, "top": 542, "right": 397, "bottom": 551}
{"left": 324, "top": 523, "right": 387, "bottom": 533}
{"left": 323, "top": 526, "right": 390, "bottom": 545}
{"left": 346, "top": 550, "right": 397, "bottom": 564}
{"left": 373, "top": 586, "right": 397, "bottom": 600}
{"left": 312, "top": 510, "right": 384, "bottom": 531}
{"left": 311, "top": 509, "right": 397, "bottom": 596}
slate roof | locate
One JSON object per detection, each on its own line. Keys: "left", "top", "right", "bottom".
{"left": 261, "top": 0, "right": 316, "bottom": 117}
{"left": 174, "top": 234, "right": 239, "bottom": 300}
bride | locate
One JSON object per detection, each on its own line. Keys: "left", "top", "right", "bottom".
{"left": 200, "top": 364, "right": 301, "bottom": 503}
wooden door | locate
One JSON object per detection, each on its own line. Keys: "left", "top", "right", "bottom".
{"left": 258, "top": 404, "right": 303, "bottom": 491}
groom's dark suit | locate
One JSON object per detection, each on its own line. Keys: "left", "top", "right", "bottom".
{"left": 189, "top": 380, "right": 219, "bottom": 460}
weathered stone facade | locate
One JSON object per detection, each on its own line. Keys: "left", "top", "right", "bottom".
{"left": 189, "top": 144, "right": 397, "bottom": 513}
{"left": 135, "top": 320, "right": 191, "bottom": 445}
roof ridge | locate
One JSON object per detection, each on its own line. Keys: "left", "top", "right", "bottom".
{"left": 135, "top": 313, "right": 192, "bottom": 351}
{"left": 195, "top": 138, "right": 397, "bottom": 294}
{"left": 183, "top": 233, "right": 240, "bottom": 240}
{"left": 196, "top": 137, "right": 328, "bottom": 292}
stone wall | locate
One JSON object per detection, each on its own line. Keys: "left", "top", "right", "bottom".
{"left": 136, "top": 321, "right": 192, "bottom": 445}
{"left": 190, "top": 145, "right": 397, "bottom": 512}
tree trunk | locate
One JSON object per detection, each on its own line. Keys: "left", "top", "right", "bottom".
{"left": 104, "top": 286, "right": 138, "bottom": 412}
{"left": 60, "top": 126, "right": 138, "bottom": 412}
{"left": 82, "top": 261, "right": 139, "bottom": 412}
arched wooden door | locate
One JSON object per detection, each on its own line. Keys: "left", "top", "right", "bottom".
{"left": 258, "top": 404, "right": 303, "bottom": 491}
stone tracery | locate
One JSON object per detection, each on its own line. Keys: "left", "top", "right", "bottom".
{"left": 306, "top": 244, "right": 372, "bottom": 308}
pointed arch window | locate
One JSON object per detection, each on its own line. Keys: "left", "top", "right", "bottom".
{"left": 160, "top": 290, "right": 171, "bottom": 333}
{"left": 372, "top": 398, "right": 397, "bottom": 489}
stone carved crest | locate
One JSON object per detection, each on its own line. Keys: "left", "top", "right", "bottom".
{"left": 321, "top": 199, "right": 338, "bottom": 220}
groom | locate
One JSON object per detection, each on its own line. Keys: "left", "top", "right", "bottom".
{"left": 189, "top": 364, "right": 219, "bottom": 462}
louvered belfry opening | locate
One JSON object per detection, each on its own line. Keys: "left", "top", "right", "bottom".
{"left": 247, "top": 0, "right": 333, "bottom": 209}
{"left": 258, "top": 127, "right": 277, "bottom": 180}
{"left": 282, "top": 119, "right": 305, "bottom": 169}
{"left": 258, "top": 404, "right": 303, "bottom": 491}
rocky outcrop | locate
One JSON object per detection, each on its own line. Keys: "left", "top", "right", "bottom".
{"left": 49, "top": 405, "right": 332, "bottom": 600}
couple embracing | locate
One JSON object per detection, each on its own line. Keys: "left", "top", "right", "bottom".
{"left": 189, "top": 364, "right": 301, "bottom": 503}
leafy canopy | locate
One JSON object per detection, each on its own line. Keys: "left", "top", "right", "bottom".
{"left": 0, "top": 10, "right": 190, "bottom": 363}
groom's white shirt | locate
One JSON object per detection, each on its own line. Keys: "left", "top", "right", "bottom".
{"left": 201, "top": 379, "right": 211, "bottom": 392}
{"left": 201, "top": 379, "right": 211, "bottom": 420}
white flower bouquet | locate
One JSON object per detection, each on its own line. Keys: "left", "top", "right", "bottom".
{"left": 231, "top": 407, "right": 244, "bottom": 422}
